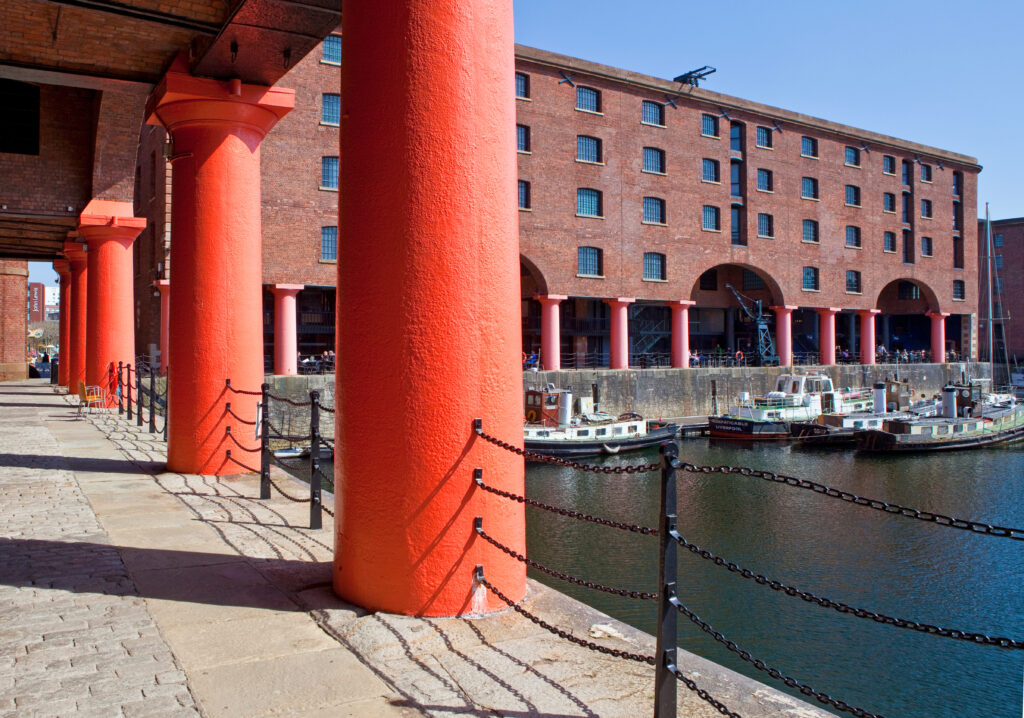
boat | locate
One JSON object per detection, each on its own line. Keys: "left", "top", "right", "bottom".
{"left": 273, "top": 444, "right": 334, "bottom": 461}
{"left": 523, "top": 384, "right": 679, "bottom": 458}
{"left": 708, "top": 372, "right": 873, "bottom": 439}
{"left": 855, "top": 382, "right": 1024, "bottom": 452}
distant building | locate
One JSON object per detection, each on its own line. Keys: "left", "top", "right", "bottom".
{"left": 978, "top": 217, "right": 1022, "bottom": 362}
{"left": 44, "top": 285, "right": 59, "bottom": 321}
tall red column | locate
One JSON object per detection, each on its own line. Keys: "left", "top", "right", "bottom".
{"left": 336, "top": 0, "right": 524, "bottom": 616}
{"left": 606, "top": 298, "right": 634, "bottom": 369}
{"left": 858, "top": 309, "right": 880, "bottom": 365}
{"left": 79, "top": 201, "right": 145, "bottom": 406}
{"left": 928, "top": 312, "right": 949, "bottom": 363}
{"left": 536, "top": 294, "right": 565, "bottom": 371}
{"left": 771, "top": 305, "right": 796, "bottom": 366}
{"left": 146, "top": 69, "right": 294, "bottom": 474}
{"left": 669, "top": 300, "right": 695, "bottom": 368}
{"left": 817, "top": 307, "right": 840, "bottom": 366}
{"left": 53, "top": 260, "right": 71, "bottom": 387}
{"left": 63, "top": 240, "right": 88, "bottom": 391}
{"left": 271, "top": 284, "right": 303, "bottom": 375}
{"left": 154, "top": 280, "right": 170, "bottom": 374}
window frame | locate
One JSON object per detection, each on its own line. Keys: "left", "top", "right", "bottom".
{"left": 321, "top": 93, "right": 341, "bottom": 125}
{"left": 756, "top": 168, "right": 774, "bottom": 193}
{"left": 576, "top": 188, "right": 603, "bottom": 218}
{"left": 757, "top": 212, "right": 774, "bottom": 238}
{"left": 702, "top": 205, "right": 721, "bottom": 232}
{"left": 701, "top": 158, "right": 721, "bottom": 184}
{"left": 518, "top": 180, "right": 531, "bottom": 210}
{"left": 801, "top": 136, "right": 818, "bottom": 158}
{"left": 641, "top": 100, "right": 665, "bottom": 127}
{"left": 802, "top": 266, "right": 820, "bottom": 291}
{"left": 319, "top": 155, "right": 339, "bottom": 190}
{"left": 883, "top": 192, "right": 896, "bottom": 213}
{"left": 953, "top": 280, "right": 965, "bottom": 301}
{"left": 576, "top": 86, "right": 602, "bottom": 114}
{"left": 921, "top": 235, "right": 933, "bottom": 257}
{"left": 516, "top": 124, "right": 531, "bottom": 153}
{"left": 882, "top": 155, "right": 896, "bottom": 175}
{"left": 755, "top": 126, "right": 773, "bottom": 149}
{"left": 320, "top": 226, "right": 338, "bottom": 262}
{"left": 642, "top": 196, "right": 666, "bottom": 225}
{"left": 845, "top": 270, "right": 862, "bottom": 294}
{"left": 643, "top": 252, "right": 667, "bottom": 281}
{"left": 515, "top": 72, "right": 530, "bottom": 99}
{"left": 845, "top": 184, "right": 861, "bottom": 207}
{"left": 321, "top": 35, "right": 341, "bottom": 65}
{"left": 845, "top": 146, "right": 861, "bottom": 167}
{"left": 576, "top": 135, "right": 603, "bottom": 164}
{"left": 801, "top": 176, "right": 819, "bottom": 200}
{"left": 701, "top": 113, "right": 720, "bottom": 138}
{"left": 642, "top": 146, "right": 666, "bottom": 174}
{"left": 920, "top": 163, "right": 933, "bottom": 182}
{"left": 883, "top": 231, "right": 897, "bottom": 253}
{"left": 845, "top": 225, "right": 862, "bottom": 249}
{"left": 577, "top": 246, "right": 604, "bottom": 277}
{"left": 921, "top": 198, "right": 933, "bottom": 219}
{"left": 802, "top": 219, "right": 820, "bottom": 244}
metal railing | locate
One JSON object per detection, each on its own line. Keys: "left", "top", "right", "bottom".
{"left": 115, "top": 361, "right": 167, "bottom": 440}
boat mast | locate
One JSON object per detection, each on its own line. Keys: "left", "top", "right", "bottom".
{"left": 985, "top": 203, "right": 994, "bottom": 383}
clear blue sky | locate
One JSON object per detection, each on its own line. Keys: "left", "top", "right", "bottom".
{"left": 28, "top": 0, "right": 1021, "bottom": 285}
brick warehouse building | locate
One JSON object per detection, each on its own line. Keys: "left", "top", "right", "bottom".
{"left": 132, "top": 42, "right": 981, "bottom": 371}
{"left": 978, "top": 217, "right": 1023, "bottom": 362}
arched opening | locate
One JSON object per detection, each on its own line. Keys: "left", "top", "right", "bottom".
{"left": 875, "top": 278, "right": 945, "bottom": 359}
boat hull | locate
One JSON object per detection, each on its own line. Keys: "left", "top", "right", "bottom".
{"left": 855, "top": 423, "right": 1024, "bottom": 452}
{"left": 790, "top": 422, "right": 856, "bottom": 446}
{"left": 707, "top": 416, "right": 790, "bottom": 440}
{"left": 524, "top": 424, "right": 680, "bottom": 459}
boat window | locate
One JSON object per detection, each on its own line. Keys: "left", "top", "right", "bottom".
{"left": 596, "top": 428, "right": 607, "bottom": 436}
{"left": 544, "top": 396, "right": 558, "bottom": 407}
{"left": 631, "top": 425, "right": 640, "bottom": 432}
{"left": 577, "top": 429, "right": 589, "bottom": 436}
{"left": 809, "top": 380, "right": 820, "bottom": 392}
{"left": 853, "top": 421, "right": 863, "bottom": 429}
{"left": 936, "top": 426, "right": 949, "bottom": 435}
{"left": 612, "top": 427, "right": 623, "bottom": 435}
{"left": 775, "top": 377, "right": 787, "bottom": 391}
{"left": 791, "top": 380, "right": 801, "bottom": 393}
{"left": 921, "top": 427, "right": 933, "bottom": 436}
{"left": 823, "top": 379, "right": 833, "bottom": 392}
{"left": 528, "top": 395, "right": 539, "bottom": 406}
{"left": 953, "top": 424, "right": 963, "bottom": 433}
{"left": 537, "top": 431, "right": 549, "bottom": 437}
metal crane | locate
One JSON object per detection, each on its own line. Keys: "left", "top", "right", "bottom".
{"left": 725, "top": 284, "right": 779, "bottom": 366}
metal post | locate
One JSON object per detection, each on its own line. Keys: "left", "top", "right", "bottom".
{"left": 136, "top": 369, "right": 143, "bottom": 427}
{"left": 126, "top": 364, "right": 133, "bottom": 421}
{"left": 259, "top": 382, "right": 271, "bottom": 499}
{"left": 148, "top": 370, "right": 157, "bottom": 433}
{"left": 117, "top": 362, "right": 124, "bottom": 415}
{"left": 654, "top": 441, "right": 679, "bottom": 718}
{"left": 308, "top": 389, "right": 322, "bottom": 530}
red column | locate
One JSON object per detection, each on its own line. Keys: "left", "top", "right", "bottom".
{"left": 669, "top": 300, "right": 695, "bottom": 368}
{"left": 336, "top": 0, "right": 524, "bottom": 616}
{"left": 928, "top": 312, "right": 949, "bottom": 363}
{"left": 270, "top": 284, "right": 303, "bottom": 375}
{"left": 53, "top": 260, "right": 71, "bottom": 387}
{"left": 154, "top": 280, "right": 170, "bottom": 375}
{"left": 536, "top": 294, "right": 565, "bottom": 371}
{"left": 858, "top": 309, "right": 881, "bottom": 365}
{"left": 146, "top": 70, "right": 293, "bottom": 475}
{"left": 606, "top": 298, "right": 634, "bottom": 369}
{"left": 79, "top": 201, "right": 145, "bottom": 406}
{"left": 771, "top": 305, "right": 797, "bottom": 366}
{"left": 63, "top": 240, "right": 88, "bottom": 391}
{"left": 817, "top": 307, "right": 840, "bottom": 366}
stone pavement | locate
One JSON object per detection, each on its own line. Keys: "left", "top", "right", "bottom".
{"left": 0, "top": 380, "right": 833, "bottom": 717}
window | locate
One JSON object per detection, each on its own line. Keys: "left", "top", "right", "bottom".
{"left": 995, "top": 277, "right": 1003, "bottom": 294}
{"left": 517, "top": 124, "right": 530, "bottom": 152}
{"left": 577, "top": 135, "right": 602, "bottom": 163}
{"left": 577, "top": 188, "right": 602, "bottom": 217}
{"left": 642, "top": 100, "right": 665, "bottom": 126}
{"left": 845, "top": 146, "right": 861, "bottom": 166}
{"left": 953, "top": 280, "right": 965, "bottom": 300}
{"left": 802, "top": 267, "right": 820, "bottom": 291}
{"left": 702, "top": 158, "right": 720, "bottom": 183}
{"left": 802, "top": 177, "right": 819, "bottom": 199}
{"left": 515, "top": 72, "right": 529, "bottom": 99}
{"left": 920, "top": 163, "right": 933, "bottom": 182}
{"left": 322, "top": 35, "right": 341, "bottom": 64}
{"left": 321, "top": 226, "right": 337, "bottom": 261}
{"left": 902, "top": 192, "right": 911, "bottom": 223}
{"left": 846, "top": 270, "right": 862, "bottom": 293}
{"left": 642, "top": 197, "right": 666, "bottom": 224}
{"left": 576, "top": 86, "right": 601, "bottom": 112}
{"left": 995, "top": 254, "right": 1004, "bottom": 270}
{"left": 756, "top": 168, "right": 773, "bottom": 192}
{"left": 321, "top": 93, "right": 340, "bottom": 124}
{"left": 883, "top": 192, "right": 896, "bottom": 212}
{"left": 846, "top": 226, "right": 861, "bottom": 248}
{"left": 902, "top": 160, "right": 912, "bottom": 186}
{"left": 643, "top": 147, "right": 666, "bottom": 173}
{"left": 902, "top": 230, "right": 915, "bottom": 264}
{"left": 898, "top": 281, "right": 921, "bottom": 300}
{"left": 884, "top": 231, "right": 897, "bottom": 252}
{"left": 730, "top": 205, "right": 744, "bottom": 245}
{"left": 702, "top": 205, "right": 721, "bottom": 231}
{"left": 883, "top": 155, "right": 896, "bottom": 174}
{"left": 643, "top": 252, "right": 666, "bottom": 280}
{"left": 953, "top": 236, "right": 964, "bottom": 268}
{"left": 320, "top": 156, "right": 338, "bottom": 189}
{"left": 921, "top": 236, "right": 933, "bottom": 257}
{"left": 742, "top": 269, "right": 765, "bottom": 290}
{"left": 699, "top": 269, "right": 718, "bottom": 290}
{"left": 801, "top": 136, "right": 818, "bottom": 158}
{"left": 952, "top": 171, "right": 963, "bottom": 197}
{"left": 921, "top": 199, "right": 933, "bottom": 218}
{"left": 845, "top": 185, "right": 861, "bottom": 206}
{"left": 994, "top": 233, "right": 1004, "bottom": 247}
{"left": 729, "top": 122, "right": 743, "bottom": 151}
{"left": 802, "top": 219, "right": 820, "bottom": 243}
{"left": 0, "top": 80, "right": 40, "bottom": 155}
{"left": 518, "top": 180, "right": 531, "bottom": 209}
{"left": 730, "top": 161, "right": 743, "bottom": 197}
{"left": 952, "top": 201, "right": 962, "bottom": 231}
{"left": 757, "top": 213, "right": 774, "bottom": 238}
{"left": 755, "top": 126, "right": 773, "bottom": 148}
{"left": 578, "top": 246, "right": 603, "bottom": 276}
{"left": 701, "top": 113, "right": 719, "bottom": 137}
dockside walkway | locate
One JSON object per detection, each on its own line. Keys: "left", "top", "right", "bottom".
{"left": 0, "top": 380, "right": 832, "bottom": 717}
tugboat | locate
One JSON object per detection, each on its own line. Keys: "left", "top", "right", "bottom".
{"left": 524, "top": 384, "right": 678, "bottom": 458}
{"left": 708, "top": 372, "right": 873, "bottom": 440}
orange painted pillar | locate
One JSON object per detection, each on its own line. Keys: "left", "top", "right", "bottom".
{"left": 63, "top": 240, "right": 88, "bottom": 391}
{"left": 336, "top": 0, "right": 524, "bottom": 616}
{"left": 606, "top": 298, "right": 634, "bottom": 369}
{"left": 928, "top": 312, "right": 949, "bottom": 363}
{"left": 771, "top": 305, "right": 797, "bottom": 366}
{"left": 817, "top": 307, "right": 840, "bottom": 366}
{"left": 858, "top": 309, "right": 880, "bottom": 365}
{"left": 53, "top": 260, "right": 71, "bottom": 387}
{"left": 146, "top": 69, "right": 293, "bottom": 475}
{"left": 154, "top": 280, "right": 170, "bottom": 374}
{"left": 270, "top": 284, "right": 303, "bottom": 375}
{"left": 79, "top": 201, "right": 145, "bottom": 406}
{"left": 669, "top": 300, "right": 695, "bottom": 368}
{"left": 536, "top": 294, "right": 565, "bottom": 371}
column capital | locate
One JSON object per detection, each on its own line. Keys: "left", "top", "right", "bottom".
{"left": 269, "top": 283, "right": 304, "bottom": 296}
{"left": 533, "top": 293, "right": 567, "bottom": 304}
{"left": 667, "top": 299, "right": 696, "bottom": 308}
{"left": 63, "top": 239, "right": 87, "bottom": 265}
{"left": 53, "top": 259, "right": 70, "bottom": 276}
{"left": 927, "top": 311, "right": 951, "bottom": 319}
{"left": 816, "top": 306, "right": 842, "bottom": 315}
{"left": 605, "top": 297, "right": 635, "bottom": 307}
{"left": 857, "top": 308, "right": 881, "bottom": 316}
{"left": 154, "top": 279, "right": 170, "bottom": 291}
{"left": 78, "top": 199, "right": 146, "bottom": 249}
{"left": 770, "top": 304, "right": 798, "bottom": 313}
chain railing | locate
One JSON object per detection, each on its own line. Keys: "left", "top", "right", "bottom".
{"left": 116, "top": 362, "right": 168, "bottom": 440}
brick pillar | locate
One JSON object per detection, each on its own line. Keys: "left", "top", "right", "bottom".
{"left": 858, "top": 309, "right": 881, "bottom": 365}
{"left": 928, "top": 312, "right": 949, "bottom": 363}
{"left": 771, "top": 305, "right": 797, "bottom": 366}
{"left": 54, "top": 260, "right": 72, "bottom": 387}
{"left": 63, "top": 241, "right": 88, "bottom": 390}
{"left": 0, "top": 261, "right": 29, "bottom": 382}
{"left": 154, "top": 280, "right": 170, "bottom": 375}
{"left": 536, "top": 294, "right": 565, "bottom": 371}
{"left": 669, "top": 300, "right": 695, "bottom": 368}
{"left": 270, "top": 284, "right": 303, "bottom": 376}
{"left": 817, "top": 307, "right": 840, "bottom": 366}
{"left": 606, "top": 298, "right": 634, "bottom": 369}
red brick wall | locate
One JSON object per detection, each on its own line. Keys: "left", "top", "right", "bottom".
{"left": 979, "top": 218, "right": 1024, "bottom": 359}
{"left": 92, "top": 89, "right": 149, "bottom": 203}
{"left": 0, "top": 261, "right": 29, "bottom": 380}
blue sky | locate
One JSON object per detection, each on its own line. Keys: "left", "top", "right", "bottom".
{"left": 28, "top": 0, "right": 1021, "bottom": 285}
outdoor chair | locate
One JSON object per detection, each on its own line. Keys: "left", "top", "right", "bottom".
{"left": 77, "top": 380, "right": 105, "bottom": 416}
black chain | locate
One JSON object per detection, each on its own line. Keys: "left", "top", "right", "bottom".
{"left": 681, "top": 463, "right": 1024, "bottom": 541}
{"left": 475, "top": 523, "right": 657, "bottom": 600}
{"left": 474, "top": 474, "right": 657, "bottom": 534}
{"left": 266, "top": 392, "right": 312, "bottom": 407}
{"left": 475, "top": 425, "right": 659, "bottom": 474}
{"left": 669, "top": 596, "right": 883, "bottom": 718}
{"left": 321, "top": 437, "right": 335, "bottom": 450}
{"left": 322, "top": 503, "right": 334, "bottom": 517}
{"left": 225, "top": 383, "right": 263, "bottom": 396}
{"left": 316, "top": 401, "right": 335, "bottom": 414}
{"left": 478, "top": 575, "right": 655, "bottom": 664}
{"left": 666, "top": 664, "right": 742, "bottom": 718}
{"left": 225, "top": 406, "right": 258, "bottom": 426}
{"left": 268, "top": 476, "right": 312, "bottom": 503}
{"left": 225, "top": 452, "right": 261, "bottom": 474}
{"left": 670, "top": 529, "right": 1024, "bottom": 649}
{"left": 224, "top": 430, "right": 259, "bottom": 452}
